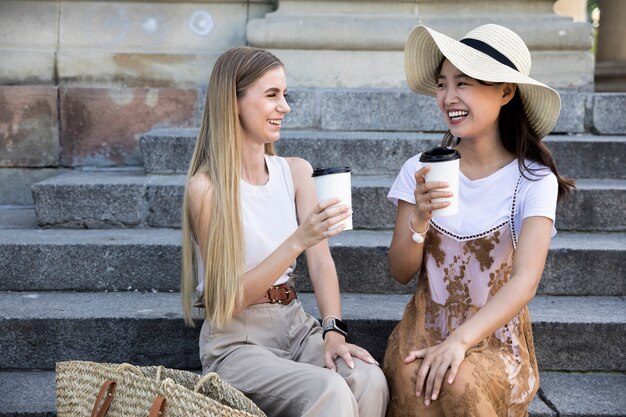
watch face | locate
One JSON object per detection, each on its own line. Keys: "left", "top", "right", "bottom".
{"left": 323, "top": 318, "right": 348, "bottom": 334}
{"left": 335, "top": 319, "right": 348, "bottom": 333}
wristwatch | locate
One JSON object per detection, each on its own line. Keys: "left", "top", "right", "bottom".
{"left": 322, "top": 317, "right": 348, "bottom": 340}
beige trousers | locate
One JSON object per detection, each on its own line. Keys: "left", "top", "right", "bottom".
{"left": 200, "top": 299, "right": 389, "bottom": 417}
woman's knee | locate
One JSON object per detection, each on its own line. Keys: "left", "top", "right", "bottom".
{"left": 440, "top": 359, "right": 475, "bottom": 400}
{"left": 391, "top": 359, "right": 420, "bottom": 393}
{"left": 315, "top": 370, "right": 355, "bottom": 399}
{"left": 308, "top": 370, "right": 359, "bottom": 415}
{"left": 346, "top": 359, "right": 389, "bottom": 399}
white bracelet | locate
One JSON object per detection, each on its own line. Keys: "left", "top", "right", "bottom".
{"left": 322, "top": 315, "right": 340, "bottom": 326}
{"left": 408, "top": 212, "right": 429, "bottom": 244}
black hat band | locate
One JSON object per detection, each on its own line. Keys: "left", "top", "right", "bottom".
{"left": 460, "top": 38, "right": 518, "bottom": 72}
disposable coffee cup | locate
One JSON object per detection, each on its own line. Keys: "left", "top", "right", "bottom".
{"left": 312, "top": 166, "right": 353, "bottom": 231}
{"left": 419, "top": 147, "right": 461, "bottom": 217}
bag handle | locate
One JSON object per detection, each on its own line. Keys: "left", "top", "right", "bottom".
{"left": 90, "top": 379, "right": 167, "bottom": 417}
{"left": 148, "top": 396, "right": 167, "bottom": 417}
{"left": 117, "top": 363, "right": 144, "bottom": 376}
{"left": 193, "top": 372, "right": 219, "bottom": 392}
{"left": 91, "top": 380, "right": 116, "bottom": 417}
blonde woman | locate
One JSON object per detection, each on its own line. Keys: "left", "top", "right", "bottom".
{"left": 181, "top": 47, "right": 388, "bottom": 417}
{"left": 383, "top": 25, "right": 574, "bottom": 416}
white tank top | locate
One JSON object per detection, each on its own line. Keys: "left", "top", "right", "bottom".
{"left": 196, "top": 155, "right": 298, "bottom": 293}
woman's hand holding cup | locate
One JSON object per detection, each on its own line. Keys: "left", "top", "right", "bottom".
{"left": 292, "top": 198, "right": 352, "bottom": 251}
{"left": 413, "top": 166, "right": 453, "bottom": 226}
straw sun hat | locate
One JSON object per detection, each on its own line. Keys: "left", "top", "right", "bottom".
{"left": 404, "top": 24, "right": 561, "bottom": 139}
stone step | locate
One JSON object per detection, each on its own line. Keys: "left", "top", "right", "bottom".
{"left": 277, "top": 90, "right": 625, "bottom": 136}
{"left": 0, "top": 292, "right": 623, "bottom": 372}
{"left": 2, "top": 370, "right": 624, "bottom": 417}
{"left": 141, "top": 128, "right": 626, "bottom": 179}
{"left": 1, "top": 224, "right": 624, "bottom": 296}
{"left": 31, "top": 171, "right": 626, "bottom": 231}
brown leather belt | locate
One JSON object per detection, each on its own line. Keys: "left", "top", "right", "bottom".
{"left": 193, "top": 283, "right": 297, "bottom": 308}
{"left": 251, "top": 284, "right": 297, "bottom": 305}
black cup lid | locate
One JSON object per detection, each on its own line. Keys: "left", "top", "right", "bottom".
{"left": 312, "top": 166, "right": 352, "bottom": 177}
{"left": 419, "top": 147, "right": 461, "bottom": 162}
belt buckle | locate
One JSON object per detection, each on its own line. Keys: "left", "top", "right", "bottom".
{"left": 268, "top": 285, "right": 290, "bottom": 305}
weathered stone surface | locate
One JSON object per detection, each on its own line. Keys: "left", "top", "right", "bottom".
{"left": 556, "top": 179, "right": 626, "bottom": 231}
{"left": 282, "top": 88, "right": 318, "bottom": 129}
{"left": 0, "top": 49, "right": 56, "bottom": 85}
{"left": 141, "top": 128, "right": 626, "bottom": 179}
{"left": 0, "top": 206, "right": 37, "bottom": 229}
{"left": 529, "top": 395, "right": 556, "bottom": 417}
{"left": 141, "top": 128, "right": 197, "bottom": 174}
{"left": 277, "top": 131, "right": 441, "bottom": 175}
{"left": 544, "top": 135, "right": 626, "bottom": 179}
{"left": 0, "top": 168, "right": 68, "bottom": 205}
{"left": 0, "top": 1, "right": 58, "bottom": 84}
{"left": 0, "top": 2, "right": 59, "bottom": 48}
{"left": 320, "top": 89, "right": 445, "bottom": 131}
{"left": 251, "top": 3, "right": 594, "bottom": 89}
{"left": 0, "top": 371, "right": 55, "bottom": 417}
{"left": 32, "top": 170, "right": 148, "bottom": 228}
{"left": 146, "top": 174, "right": 185, "bottom": 227}
{"left": 1, "top": 292, "right": 623, "bottom": 371}
{"left": 59, "top": 2, "right": 250, "bottom": 51}
{"left": 271, "top": 49, "right": 596, "bottom": 91}
{"left": 58, "top": 50, "right": 223, "bottom": 88}
{"left": 196, "top": 88, "right": 591, "bottom": 134}
{"left": 273, "top": 49, "right": 407, "bottom": 89}
{"left": 530, "top": 296, "right": 626, "bottom": 371}
{"left": 30, "top": 171, "right": 626, "bottom": 231}
{"left": 0, "top": 228, "right": 181, "bottom": 292}
{"left": 55, "top": 1, "right": 273, "bottom": 87}
{"left": 529, "top": 50, "right": 595, "bottom": 92}
{"left": 2, "top": 228, "right": 623, "bottom": 297}
{"left": 59, "top": 87, "right": 196, "bottom": 166}
{"left": 541, "top": 232, "right": 626, "bottom": 296}
{"left": 0, "top": 86, "right": 59, "bottom": 167}
{"left": 593, "top": 93, "right": 626, "bottom": 134}
{"left": 540, "top": 372, "right": 626, "bottom": 416}
{"left": 554, "top": 92, "right": 587, "bottom": 134}
{"left": 0, "top": 292, "right": 201, "bottom": 370}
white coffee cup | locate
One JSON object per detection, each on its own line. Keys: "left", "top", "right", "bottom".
{"left": 312, "top": 166, "right": 353, "bottom": 231}
{"left": 419, "top": 147, "right": 461, "bottom": 217}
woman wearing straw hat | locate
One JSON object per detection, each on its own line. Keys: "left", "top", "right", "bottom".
{"left": 383, "top": 24, "right": 574, "bottom": 416}
{"left": 180, "top": 47, "right": 389, "bottom": 417}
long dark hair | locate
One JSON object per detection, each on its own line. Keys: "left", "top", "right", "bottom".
{"left": 497, "top": 91, "right": 575, "bottom": 201}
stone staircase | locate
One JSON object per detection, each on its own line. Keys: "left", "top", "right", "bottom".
{"left": 1, "top": 90, "right": 625, "bottom": 416}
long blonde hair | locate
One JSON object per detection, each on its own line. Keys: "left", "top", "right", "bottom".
{"left": 181, "top": 47, "right": 282, "bottom": 327}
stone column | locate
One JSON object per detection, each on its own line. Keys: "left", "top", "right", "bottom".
{"left": 595, "top": 0, "right": 626, "bottom": 91}
{"left": 554, "top": 0, "right": 588, "bottom": 22}
{"left": 247, "top": 0, "right": 594, "bottom": 90}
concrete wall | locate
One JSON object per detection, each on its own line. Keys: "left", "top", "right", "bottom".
{"left": 0, "top": 1, "right": 274, "bottom": 204}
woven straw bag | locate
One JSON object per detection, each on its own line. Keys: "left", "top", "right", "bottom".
{"left": 56, "top": 361, "right": 266, "bottom": 417}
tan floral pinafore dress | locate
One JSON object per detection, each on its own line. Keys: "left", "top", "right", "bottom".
{"left": 383, "top": 175, "right": 539, "bottom": 417}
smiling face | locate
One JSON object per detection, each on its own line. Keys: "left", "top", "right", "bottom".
{"left": 237, "top": 66, "right": 290, "bottom": 147}
{"left": 436, "top": 59, "right": 514, "bottom": 142}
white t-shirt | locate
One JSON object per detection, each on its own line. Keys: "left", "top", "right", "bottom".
{"left": 388, "top": 154, "right": 558, "bottom": 241}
